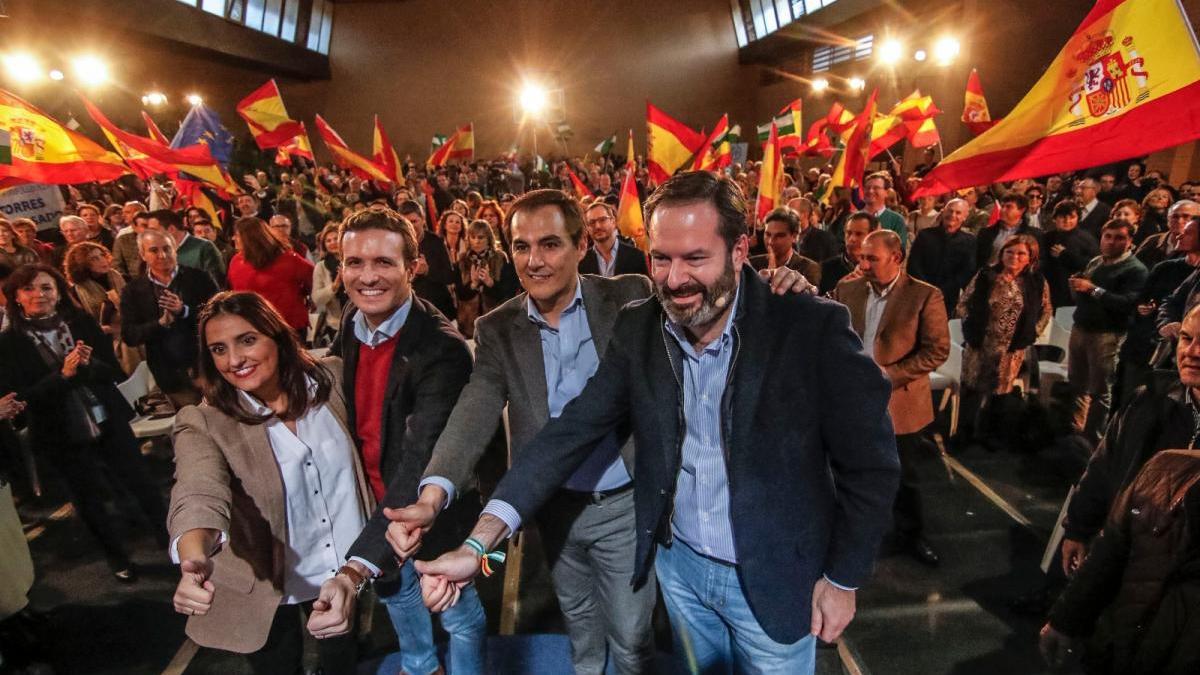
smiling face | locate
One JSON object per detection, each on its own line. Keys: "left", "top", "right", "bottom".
{"left": 1000, "top": 242, "right": 1031, "bottom": 276}
{"left": 648, "top": 200, "right": 746, "bottom": 331}
{"left": 585, "top": 205, "right": 617, "bottom": 247}
{"left": 204, "top": 313, "right": 280, "bottom": 399}
{"left": 15, "top": 272, "right": 59, "bottom": 318}
{"left": 340, "top": 228, "right": 415, "bottom": 326}
{"left": 510, "top": 205, "right": 586, "bottom": 312}
{"left": 140, "top": 230, "right": 178, "bottom": 278}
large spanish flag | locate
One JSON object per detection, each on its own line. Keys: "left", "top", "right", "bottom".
{"left": 142, "top": 111, "right": 171, "bottom": 146}
{"left": 616, "top": 130, "right": 647, "bottom": 251}
{"left": 276, "top": 122, "right": 314, "bottom": 165}
{"left": 427, "top": 124, "right": 474, "bottom": 167}
{"left": 869, "top": 91, "right": 941, "bottom": 158}
{"left": 0, "top": 89, "right": 128, "bottom": 186}
{"left": 755, "top": 122, "right": 784, "bottom": 223}
{"left": 314, "top": 114, "right": 391, "bottom": 183}
{"left": 918, "top": 0, "right": 1200, "bottom": 196}
{"left": 823, "top": 90, "right": 878, "bottom": 204}
{"left": 237, "top": 80, "right": 304, "bottom": 150}
{"left": 646, "top": 102, "right": 706, "bottom": 185}
{"left": 962, "top": 69, "right": 998, "bottom": 135}
{"left": 372, "top": 115, "right": 403, "bottom": 185}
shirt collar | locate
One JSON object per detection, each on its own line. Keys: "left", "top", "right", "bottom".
{"left": 664, "top": 283, "right": 740, "bottom": 357}
{"left": 148, "top": 266, "right": 179, "bottom": 288}
{"left": 869, "top": 273, "right": 901, "bottom": 299}
{"left": 353, "top": 294, "right": 413, "bottom": 347}
{"left": 870, "top": 205, "right": 887, "bottom": 217}
{"left": 237, "top": 376, "right": 318, "bottom": 418}
{"left": 527, "top": 276, "right": 584, "bottom": 329}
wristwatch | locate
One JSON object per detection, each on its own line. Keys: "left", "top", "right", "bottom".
{"left": 336, "top": 564, "right": 369, "bottom": 595}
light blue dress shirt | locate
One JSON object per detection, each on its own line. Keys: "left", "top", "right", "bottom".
{"left": 352, "top": 294, "right": 413, "bottom": 347}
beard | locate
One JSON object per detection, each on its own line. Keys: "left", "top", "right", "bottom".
{"left": 655, "top": 257, "right": 738, "bottom": 329}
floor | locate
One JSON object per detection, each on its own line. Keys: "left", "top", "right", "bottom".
{"left": 8, "top": 430, "right": 1089, "bottom": 674}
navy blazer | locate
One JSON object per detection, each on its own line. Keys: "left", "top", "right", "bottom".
{"left": 491, "top": 266, "right": 900, "bottom": 643}
{"left": 578, "top": 240, "right": 649, "bottom": 277}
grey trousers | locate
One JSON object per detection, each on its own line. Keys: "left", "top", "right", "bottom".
{"left": 1067, "top": 327, "right": 1124, "bottom": 444}
{"left": 536, "top": 487, "right": 657, "bottom": 675}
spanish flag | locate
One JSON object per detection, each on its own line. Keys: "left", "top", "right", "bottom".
{"left": 646, "top": 102, "right": 706, "bottom": 185}
{"left": 0, "top": 89, "right": 128, "bottom": 186}
{"left": 755, "top": 122, "right": 784, "bottom": 223}
{"left": 427, "top": 124, "right": 474, "bottom": 167}
{"left": 691, "top": 114, "right": 733, "bottom": 172}
{"left": 313, "top": 115, "right": 391, "bottom": 183}
{"left": 566, "top": 165, "right": 593, "bottom": 198}
{"left": 869, "top": 91, "right": 941, "bottom": 158}
{"left": 277, "top": 123, "right": 314, "bottom": 165}
{"left": 962, "top": 69, "right": 997, "bottom": 136}
{"left": 801, "top": 118, "right": 834, "bottom": 157}
{"left": 237, "top": 80, "right": 304, "bottom": 150}
{"left": 823, "top": 89, "right": 878, "bottom": 203}
{"left": 616, "top": 130, "right": 647, "bottom": 251}
{"left": 142, "top": 111, "right": 170, "bottom": 146}
{"left": 372, "top": 115, "right": 404, "bottom": 185}
{"left": 919, "top": 0, "right": 1200, "bottom": 196}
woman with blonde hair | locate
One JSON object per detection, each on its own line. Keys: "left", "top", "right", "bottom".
{"left": 63, "top": 242, "right": 141, "bottom": 373}
{"left": 438, "top": 210, "right": 468, "bottom": 266}
{"left": 455, "top": 219, "right": 511, "bottom": 338}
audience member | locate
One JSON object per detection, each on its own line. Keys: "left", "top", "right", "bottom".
{"left": 907, "top": 198, "right": 978, "bottom": 317}
{"left": 1042, "top": 200, "right": 1100, "bottom": 308}
{"left": 227, "top": 217, "right": 314, "bottom": 337}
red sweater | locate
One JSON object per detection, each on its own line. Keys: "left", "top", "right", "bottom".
{"left": 226, "top": 251, "right": 314, "bottom": 332}
{"left": 355, "top": 335, "right": 398, "bottom": 502}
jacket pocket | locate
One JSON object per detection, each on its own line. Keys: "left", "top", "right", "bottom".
{"left": 209, "top": 551, "right": 256, "bottom": 594}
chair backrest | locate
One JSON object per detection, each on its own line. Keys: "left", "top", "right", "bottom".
{"left": 116, "top": 361, "right": 152, "bottom": 407}
{"left": 948, "top": 318, "right": 964, "bottom": 347}
{"left": 936, "top": 341, "right": 963, "bottom": 384}
{"left": 1055, "top": 306, "right": 1075, "bottom": 331}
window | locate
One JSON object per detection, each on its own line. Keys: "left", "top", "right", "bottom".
{"left": 730, "top": 0, "right": 749, "bottom": 47}
{"left": 736, "top": 0, "right": 838, "bottom": 44}
{"left": 812, "top": 33, "right": 873, "bottom": 72}
{"left": 244, "top": 0, "right": 264, "bottom": 30}
{"left": 175, "top": 0, "right": 315, "bottom": 49}
{"left": 262, "top": 0, "right": 282, "bottom": 37}
{"left": 280, "top": 0, "right": 299, "bottom": 41}
{"left": 200, "top": 0, "right": 225, "bottom": 15}
{"left": 307, "top": 0, "right": 334, "bottom": 54}
{"left": 175, "top": 0, "right": 196, "bottom": 5}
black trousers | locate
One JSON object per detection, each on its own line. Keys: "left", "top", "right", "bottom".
{"left": 243, "top": 600, "right": 357, "bottom": 675}
{"left": 893, "top": 433, "right": 926, "bottom": 538}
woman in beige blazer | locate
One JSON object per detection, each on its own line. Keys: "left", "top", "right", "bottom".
{"left": 168, "top": 291, "right": 372, "bottom": 674}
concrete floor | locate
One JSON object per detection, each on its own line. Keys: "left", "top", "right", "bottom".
{"left": 11, "top": 433, "right": 1088, "bottom": 674}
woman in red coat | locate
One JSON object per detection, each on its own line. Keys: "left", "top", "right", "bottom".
{"left": 226, "top": 217, "right": 314, "bottom": 336}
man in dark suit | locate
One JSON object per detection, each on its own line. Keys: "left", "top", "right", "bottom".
{"left": 788, "top": 196, "right": 838, "bottom": 264}
{"left": 749, "top": 207, "right": 821, "bottom": 286}
{"left": 416, "top": 172, "right": 899, "bottom": 673}
{"left": 397, "top": 199, "right": 457, "bottom": 320}
{"left": 1075, "top": 177, "right": 1112, "bottom": 240}
{"left": 311, "top": 208, "right": 486, "bottom": 675}
{"left": 819, "top": 211, "right": 879, "bottom": 295}
{"left": 907, "top": 198, "right": 978, "bottom": 316}
{"left": 976, "top": 192, "right": 1043, "bottom": 268}
{"left": 119, "top": 229, "right": 217, "bottom": 408}
{"left": 578, "top": 202, "right": 649, "bottom": 277}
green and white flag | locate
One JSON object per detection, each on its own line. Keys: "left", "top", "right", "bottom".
{"left": 534, "top": 155, "right": 547, "bottom": 172}
{"left": 594, "top": 133, "right": 616, "bottom": 155}
{"left": 726, "top": 124, "right": 742, "bottom": 144}
{"left": 431, "top": 133, "right": 447, "bottom": 153}
{"left": 757, "top": 114, "right": 798, "bottom": 142}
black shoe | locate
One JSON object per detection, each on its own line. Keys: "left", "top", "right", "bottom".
{"left": 908, "top": 537, "right": 940, "bottom": 567}
{"left": 113, "top": 565, "right": 138, "bottom": 584}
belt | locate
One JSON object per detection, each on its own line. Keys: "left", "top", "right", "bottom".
{"left": 555, "top": 482, "right": 633, "bottom": 504}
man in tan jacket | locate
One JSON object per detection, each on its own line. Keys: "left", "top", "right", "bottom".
{"left": 832, "top": 229, "right": 950, "bottom": 566}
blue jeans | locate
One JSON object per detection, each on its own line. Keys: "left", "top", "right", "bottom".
{"left": 655, "top": 542, "right": 815, "bottom": 675}
{"left": 376, "top": 559, "right": 486, "bottom": 674}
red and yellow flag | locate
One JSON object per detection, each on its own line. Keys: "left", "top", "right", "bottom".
{"left": 372, "top": 115, "right": 404, "bottom": 185}
{"left": 756, "top": 122, "right": 784, "bottom": 223}
{"left": 691, "top": 114, "right": 732, "bottom": 172}
{"left": 920, "top": 0, "right": 1200, "bottom": 195}
{"left": 616, "top": 130, "right": 647, "bottom": 251}
{"left": 237, "top": 80, "right": 304, "bottom": 150}
{"left": 142, "top": 111, "right": 170, "bottom": 146}
{"left": 825, "top": 102, "right": 858, "bottom": 137}
{"left": 646, "top": 102, "right": 706, "bottom": 185}
{"left": 427, "top": 124, "right": 474, "bottom": 167}
{"left": 566, "top": 165, "right": 593, "bottom": 198}
{"left": 823, "top": 89, "right": 878, "bottom": 203}
{"left": 276, "top": 122, "right": 314, "bottom": 166}
{"left": 869, "top": 91, "right": 941, "bottom": 158}
{"left": 800, "top": 118, "right": 834, "bottom": 157}
{"left": 962, "top": 69, "right": 997, "bottom": 136}
{"left": 0, "top": 89, "right": 128, "bottom": 186}
{"left": 314, "top": 115, "right": 391, "bottom": 183}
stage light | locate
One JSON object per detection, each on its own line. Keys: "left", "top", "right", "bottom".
{"left": 3, "top": 53, "right": 42, "bottom": 83}
{"left": 933, "top": 37, "right": 960, "bottom": 65}
{"left": 914, "top": 49, "right": 927, "bottom": 62}
{"left": 48, "top": 69, "right": 64, "bottom": 81}
{"left": 848, "top": 77, "right": 866, "bottom": 92}
{"left": 518, "top": 83, "right": 547, "bottom": 116}
{"left": 142, "top": 91, "right": 167, "bottom": 107}
{"left": 879, "top": 40, "right": 903, "bottom": 64}
{"left": 185, "top": 93, "right": 204, "bottom": 107}
{"left": 811, "top": 77, "right": 829, "bottom": 93}
{"left": 72, "top": 55, "right": 108, "bottom": 86}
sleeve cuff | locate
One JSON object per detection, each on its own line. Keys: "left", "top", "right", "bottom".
{"left": 348, "top": 556, "right": 383, "bottom": 578}
{"left": 419, "top": 476, "right": 456, "bottom": 511}
{"left": 169, "top": 530, "right": 228, "bottom": 564}
{"left": 823, "top": 574, "right": 858, "bottom": 591}
{"left": 482, "top": 499, "right": 522, "bottom": 538}
{"left": 180, "top": 304, "right": 191, "bottom": 319}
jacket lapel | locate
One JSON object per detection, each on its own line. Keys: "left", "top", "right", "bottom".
{"left": 510, "top": 303, "right": 550, "bottom": 421}
{"left": 875, "top": 273, "right": 910, "bottom": 345}
{"left": 581, "top": 276, "right": 617, "bottom": 356}
{"left": 729, "top": 271, "right": 770, "bottom": 459}
{"left": 845, "top": 281, "right": 868, "bottom": 337}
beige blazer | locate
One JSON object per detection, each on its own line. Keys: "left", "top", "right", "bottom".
{"left": 167, "top": 357, "right": 372, "bottom": 654}
{"left": 831, "top": 273, "right": 950, "bottom": 435}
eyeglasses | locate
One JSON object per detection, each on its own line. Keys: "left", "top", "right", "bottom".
{"left": 586, "top": 217, "right": 613, "bottom": 226}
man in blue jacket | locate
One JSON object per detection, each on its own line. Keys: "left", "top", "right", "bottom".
{"left": 417, "top": 171, "right": 900, "bottom": 673}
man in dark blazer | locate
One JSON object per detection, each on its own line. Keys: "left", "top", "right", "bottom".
{"left": 750, "top": 207, "right": 822, "bottom": 286}
{"left": 1075, "top": 177, "right": 1113, "bottom": 240}
{"left": 907, "top": 198, "right": 978, "bottom": 316}
{"left": 416, "top": 173, "right": 899, "bottom": 673}
{"left": 975, "top": 192, "right": 1043, "bottom": 269}
{"left": 788, "top": 196, "right": 839, "bottom": 264}
{"left": 819, "top": 211, "right": 879, "bottom": 295}
{"left": 578, "top": 201, "right": 649, "bottom": 277}
{"left": 397, "top": 199, "right": 457, "bottom": 320}
{"left": 119, "top": 229, "right": 217, "bottom": 408}
{"left": 312, "top": 208, "right": 486, "bottom": 675}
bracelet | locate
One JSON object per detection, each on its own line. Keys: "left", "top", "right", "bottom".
{"left": 336, "top": 564, "right": 368, "bottom": 594}
{"left": 463, "top": 537, "right": 506, "bottom": 577}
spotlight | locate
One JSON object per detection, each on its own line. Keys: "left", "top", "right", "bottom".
{"left": 811, "top": 77, "right": 829, "bottom": 93}
{"left": 3, "top": 53, "right": 41, "bottom": 83}
{"left": 142, "top": 91, "right": 167, "bottom": 107}
{"left": 848, "top": 77, "right": 866, "bottom": 92}
{"left": 72, "top": 55, "right": 108, "bottom": 86}
{"left": 914, "top": 49, "right": 927, "bottom": 62}
{"left": 48, "top": 69, "right": 63, "bottom": 81}
{"left": 933, "top": 37, "right": 960, "bottom": 65}
{"left": 185, "top": 93, "right": 204, "bottom": 107}
{"left": 518, "top": 83, "right": 547, "bottom": 116}
{"left": 878, "top": 40, "right": 903, "bottom": 64}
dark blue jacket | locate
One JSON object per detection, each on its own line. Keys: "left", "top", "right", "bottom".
{"left": 491, "top": 266, "right": 900, "bottom": 643}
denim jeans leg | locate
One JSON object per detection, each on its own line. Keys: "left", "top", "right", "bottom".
{"left": 376, "top": 560, "right": 439, "bottom": 675}
{"left": 438, "top": 582, "right": 487, "bottom": 674}
{"left": 655, "top": 543, "right": 733, "bottom": 675}
{"left": 715, "top": 563, "right": 815, "bottom": 675}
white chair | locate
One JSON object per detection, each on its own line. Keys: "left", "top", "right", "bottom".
{"left": 948, "top": 318, "right": 964, "bottom": 348}
{"left": 116, "top": 362, "right": 175, "bottom": 439}
{"left": 930, "top": 341, "right": 963, "bottom": 437}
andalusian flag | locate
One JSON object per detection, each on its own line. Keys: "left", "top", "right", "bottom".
{"left": 431, "top": 133, "right": 447, "bottom": 155}
{"left": 962, "top": 69, "right": 997, "bottom": 135}
{"left": 919, "top": 0, "right": 1200, "bottom": 195}
{"left": 616, "top": 130, "right": 647, "bottom": 251}
{"left": 427, "top": 124, "right": 474, "bottom": 167}
{"left": 236, "top": 80, "right": 304, "bottom": 150}
{"left": 594, "top": 133, "right": 616, "bottom": 155}
{"left": 313, "top": 114, "right": 391, "bottom": 183}
{"left": 823, "top": 89, "right": 878, "bottom": 204}
{"left": 646, "top": 102, "right": 706, "bottom": 184}
{"left": 869, "top": 91, "right": 942, "bottom": 158}
{"left": 0, "top": 90, "right": 128, "bottom": 185}
{"left": 757, "top": 99, "right": 803, "bottom": 153}
{"left": 691, "top": 114, "right": 733, "bottom": 171}
{"left": 372, "top": 115, "right": 404, "bottom": 185}
{"left": 755, "top": 122, "right": 784, "bottom": 223}
{"left": 142, "top": 111, "right": 170, "bottom": 146}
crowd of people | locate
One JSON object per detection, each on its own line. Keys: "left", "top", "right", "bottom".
{"left": 0, "top": 142, "right": 1199, "bottom": 674}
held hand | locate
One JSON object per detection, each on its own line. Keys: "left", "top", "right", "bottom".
{"left": 73, "top": 341, "right": 93, "bottom": 365}
{"left": 810, "top": 577, "right": 856, "bottom": 643}
{"left": 383, "top": 504, "right": 436, "bottom": 561}
{"left": 158, "top": 290, "right": 184, "bottom": 315}
{"left": 761, "top": 266, "right": 816, "bottom": 296}
{"left": 61, "top": 349, "right": 83, "bottom": 379}
{"left": 173, "top": 558, "right": 216, "bottom": 617}
{"left": 0, "top": 393, "right": 26, "bottom": 421}
{"left": 479, "top": 266, "right": 494, "bottom": 287}
{"left": 1049, "top": 244, "right": 1066, "bottom": 258}
{"left": 414, "top": 546, "right": 483, "bottom": 610}
{"left": 1160, "top": 322, "right": 1182, "bottom": 339}
{"left": 420, "top": 574, "right": 467, "bottom": 614}
{"left": 1060, "top": 538, "right": 1087, "bottom": 577}
{"left": 307, "top": 575, "right": 356, "bottom": 639}
{"left": 158, "top": 308, "right": 176, "bottom": 327}
{"left": 1038, "top": 623, "right": 1077, "bottom": 669}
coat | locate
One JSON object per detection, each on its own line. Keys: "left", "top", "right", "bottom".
{"left": 578, "top": 240, "right": 649, "bottom": 277}
{"left": 227, "top": 251, "right": 315, "bottom": 333}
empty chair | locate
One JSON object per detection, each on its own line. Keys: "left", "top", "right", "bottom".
{"left": 116, "top": 361, "right": 176, "bottom": 439}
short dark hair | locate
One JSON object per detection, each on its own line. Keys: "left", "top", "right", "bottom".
{"left": 642, "top": 171, "right": 746, "bottom": 251}
{"left": 396, "top": 199, "right": 425, "bottom": 219}
{"left": 846, "top": 210, "right": 880, "bottom": 231}
{"left": 1101, "top": 218, "right": 1134, "bottom": 237}
{"left": 148, "top": 208, "right": 183, "bottom": 230}
{"left": 864, "top": 171, "right": 892, "bottom": 190}
{"left": 763, "top": 207, "right": 800, "bottom": 236}
{"left": 585, "top": 201, "right": 616, "bottom": 220}
{"left": 1052, "top": 199, "right": 1081, "bottom": 219}
{"left": 339, "top": 207, "right": 419, "bottom": 263}
{"left": 1000, "top": 192, "right": 1029, "bottom": 211}
{"left": 3, "top": 263, "right": 81, "bottom": 332}
{"left": 506, "top": 189, "right": 586, "bottom": 246}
